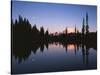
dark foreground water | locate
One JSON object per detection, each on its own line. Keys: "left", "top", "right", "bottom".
{"left": 12, "top": 43, "right": 97, "bottom": 74}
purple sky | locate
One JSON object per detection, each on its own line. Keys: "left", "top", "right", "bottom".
{"left": 12, "top": 1, "right": 97, "bottom": 33}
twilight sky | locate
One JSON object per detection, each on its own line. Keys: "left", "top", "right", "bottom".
{"left": 12, "top": 1, "right": 97, "bottom": 33}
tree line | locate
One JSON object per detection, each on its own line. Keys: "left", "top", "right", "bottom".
{"left": 11, "top": 13, "right": 97, "bottom": 63}
{"left": 11, "top": 13, "right": 97, "bottom": 51}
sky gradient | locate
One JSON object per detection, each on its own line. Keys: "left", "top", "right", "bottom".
{"left": 12, "top": 1, "right": 97, "bottom": 33}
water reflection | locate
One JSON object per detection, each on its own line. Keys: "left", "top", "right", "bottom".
{"left": 12, "top": 42, "right": 97, "bottom": 65}
{"left": 12, "top": 42, "right": 97, "bottom": 74}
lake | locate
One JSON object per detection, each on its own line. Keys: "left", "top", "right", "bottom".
{"left": 12, "top": 42, "right": 97, "bottom": 74}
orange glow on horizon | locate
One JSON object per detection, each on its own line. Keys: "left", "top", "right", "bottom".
{"left": 49, "top": 28, "right": 75, "bottom": 34}
{"left": 67, "top": 28, "right": 75, "bottom": 33}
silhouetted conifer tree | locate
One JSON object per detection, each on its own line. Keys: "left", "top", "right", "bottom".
{"left": 40, "top": 26, "right": 44, "bottom": 36}
{"left": 86, "top": 13, "right": 89, "bottom": 34}
{"left": 82, "top": 18, "right": 85, "bottom": 35}
{"left": 45, "top": 29, "right": 49, "bottom": 36}
{"left": 31, "top": 24, "right": 39, "bottom": 40}
{"left": 65, "top": 27, "right": 68, "bottom": 35}
{"left": 75, "top": 25, "right": 77, "bottom": 34}
{"left": 77, "top": 29, "right": 79, "bottom": 34}
{"left": 32, "top": 24, "right": 39, "bottom": 34}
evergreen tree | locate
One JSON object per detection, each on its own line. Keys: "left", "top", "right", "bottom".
{"left": 18, "top": 15, "right": 23, "bottom": 23}
{"left": 45, "top": 29, "right": 49, "bottom": 36}
{"left": 77, "top": 29, "right": 79, "bottom": 34}
{"left": 82, "top": 18, "right": 85, "bottom": 35}
{"left": 40, "top": 26, "right": 44, "bottom": 36}
{"left": 32, "top": 24, "right": 39, "bottom": 34}
{"left": 75, "top": 25, "right": 77, "bottom": 34}
{"left": 86, "top": 13, "right": 89, "bottom": 34}
{"left": 65, "top": 27, "right": 68, "bottom": 35}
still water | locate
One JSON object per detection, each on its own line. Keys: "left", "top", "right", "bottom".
{"left": 12, "top": 43, "right": 97, "bottom": 74}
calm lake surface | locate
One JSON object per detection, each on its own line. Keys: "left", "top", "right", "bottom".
{"left": 12, "top": 43, "right": 97, "bottom": 74}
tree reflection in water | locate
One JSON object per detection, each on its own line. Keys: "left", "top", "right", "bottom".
{"left": 12, "top": 41, "right": 97, "bottom": 64}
